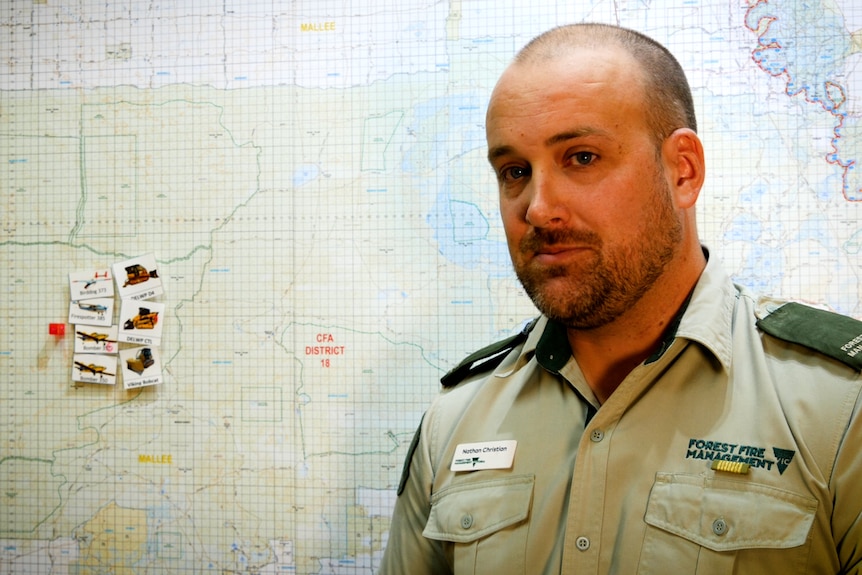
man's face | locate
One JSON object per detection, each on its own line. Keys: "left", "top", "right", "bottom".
{"left": 486, "top": 48, "right": 684, "bottom": 329}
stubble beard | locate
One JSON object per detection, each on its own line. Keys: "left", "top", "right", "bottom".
{"left": 513, "top": 182, "right": 683, "bottom": 330}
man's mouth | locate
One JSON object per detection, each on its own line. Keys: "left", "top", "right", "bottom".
{"left": 530, "top": 244, "right": 592, "bottom": 266}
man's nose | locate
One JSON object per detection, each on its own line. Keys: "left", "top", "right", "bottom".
{"left": 525, "top": 168, "right": 569, "bottom": 228}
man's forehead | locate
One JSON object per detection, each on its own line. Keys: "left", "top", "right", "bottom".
{"left": 495, "top": 44, "right": 642, "bottom": 94}
{"left": 487, "top": 48, "right": 646, "bottom": 131}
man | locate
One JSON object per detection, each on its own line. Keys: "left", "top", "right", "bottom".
{"left": 380, "top": 23, "right": 862, "bottom": 574}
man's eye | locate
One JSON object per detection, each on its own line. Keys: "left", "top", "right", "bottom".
{"left": 571, "top": 152, "right": 596, "bottom": 166}
{"left": 500, "top": 165, "right": 530, "bottom": 182}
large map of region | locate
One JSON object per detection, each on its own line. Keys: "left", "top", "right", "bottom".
{"left": 1, "top": 1, "right": 861, "bottom": 573}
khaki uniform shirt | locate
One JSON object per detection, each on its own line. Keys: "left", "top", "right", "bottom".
{"left": 380, "top": 255, "right": 862, "bottom": 574}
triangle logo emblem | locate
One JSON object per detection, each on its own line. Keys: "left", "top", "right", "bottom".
{"left": 773, "top": 447, "right": 796, "bottom": 475}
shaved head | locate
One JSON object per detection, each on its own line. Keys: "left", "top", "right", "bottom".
{"left": 512, "top": 23, "right": 697, "bottom": 147}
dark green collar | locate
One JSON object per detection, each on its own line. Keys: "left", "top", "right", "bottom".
{"left": 536, "top": 293, "right": 692, "bottom": 374}
{"left": 535, "top": 320, "right": 571, "bottom": 374}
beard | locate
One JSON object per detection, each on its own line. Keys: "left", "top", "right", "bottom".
{"left": 513, "top": 176, "right": 683, "bottom": 330}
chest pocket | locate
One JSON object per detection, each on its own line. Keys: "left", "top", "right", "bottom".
{"left": 639, "top": 472, "right": 818, "bottom": 575}
{"left": 423, "top": 474, "right": 534, "bottom": 575}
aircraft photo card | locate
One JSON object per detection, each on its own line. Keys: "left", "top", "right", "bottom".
{"left": 68, "top": 297, "right": 114, "bottom": 327}
{"left": 72, "top": 353, "right": 118, "bottom": 386}
{"left": 69, "top": 269, "right": 114, "bottom": 301}
{"left": 74, "top": 324, "right": 119, "bottom": 354}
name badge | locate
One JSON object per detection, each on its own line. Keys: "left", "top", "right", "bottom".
{"left": 450, "top": 440, "right": 517, "bottom": 472}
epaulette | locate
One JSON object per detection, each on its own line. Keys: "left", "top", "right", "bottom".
{"left": 441, "top": 318, "right": 539, "bottom": 388}
{"left": 756, "top": 302, "right": 862, "bottom": 372}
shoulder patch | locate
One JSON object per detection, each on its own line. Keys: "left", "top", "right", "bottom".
{"left": 756, "top": 302, "right": 862, "bottom": 372}
{"left": 441, "top": 318, "right": 538, "bottom": 388}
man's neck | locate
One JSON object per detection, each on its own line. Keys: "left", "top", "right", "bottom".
{"left": 567, "top": 248, "right": 706, "bottom": 403}
{"left": 567, "top": 320, "right": 671, "bottom": 404}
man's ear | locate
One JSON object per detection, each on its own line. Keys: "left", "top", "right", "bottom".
{"left": 663, "top": 128, "right": 705, "bottom": 209}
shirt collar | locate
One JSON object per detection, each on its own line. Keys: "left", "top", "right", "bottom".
{"left": 674, "top": 248, "right": 735, "bottom": 372}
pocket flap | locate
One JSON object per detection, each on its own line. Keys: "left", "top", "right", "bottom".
{"left": 645, "top": 472, "right": 817, "bottom": 552}
{"left": 423, "top": 474, "right": 534, "bottom": 543}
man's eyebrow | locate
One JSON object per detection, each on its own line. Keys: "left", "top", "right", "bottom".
{"left": 544, "top": 128, "right": 606, "bottom": 147}
{"left": 487, "top": 145, "right": 515, "bottom": 164}
{"left": 487, "top": 128, "right": 609, "bottom": 163}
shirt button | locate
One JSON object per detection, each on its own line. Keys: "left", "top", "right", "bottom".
{"left": 712, "top": 518, "right": 728, "bottom": 536}
{"left": 590, "top": 429, "right": 604, "bottom": 442}
{"left": 460, "top": 514, "right": 474, "bottom": 529}
{"left": 576, "top": 536, "right": 590, "bottom": 551}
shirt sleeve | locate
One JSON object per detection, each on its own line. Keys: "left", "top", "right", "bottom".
{"left": 833, "top": 380, "right": 862, "bottom": 574}
{"left": 378, "top": 412, "right": 451, "bottom": 574}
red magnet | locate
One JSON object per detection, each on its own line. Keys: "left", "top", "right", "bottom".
{"left": 49, "top": 323, "right": 66, "bottom": 337}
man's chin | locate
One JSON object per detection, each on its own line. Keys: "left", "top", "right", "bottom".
{"left": 519, "top": 267, "right": 575, "bottom": 292}
{"left": 518, "top": 274, "right": 608, "bottom": 325}
{"left": 517, "top": 261, "right": 572, "bottom": 284}
{"left": 523, "top": 280, "right": 580, "bottom": 313}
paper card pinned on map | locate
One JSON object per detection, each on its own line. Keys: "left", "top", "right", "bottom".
{"left": 72, "top": 353, "right": 117, "bottom": 385}
{"left": 69, "top": 269, "right": 114, "bottom": 301}
{"left": 113, "top": 253, "right": 163, "bottom": 301}
{"left": 68, "top": 298, "right": 114, "bottom": 327}
{"left": 120, "top": 346, "right": 163, "bottom": 389}
{"left": 74, "top": 324, "right": 119, "bottom": 354}
{"left": 118, "top": 300, "right": 165, "bottom": 346}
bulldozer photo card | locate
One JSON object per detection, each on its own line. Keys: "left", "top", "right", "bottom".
{"left": 113, "top": 253, "right": 164, "bottom": 301}
{"left": 118, "top": 300, "right": 165, "bottom": 346}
